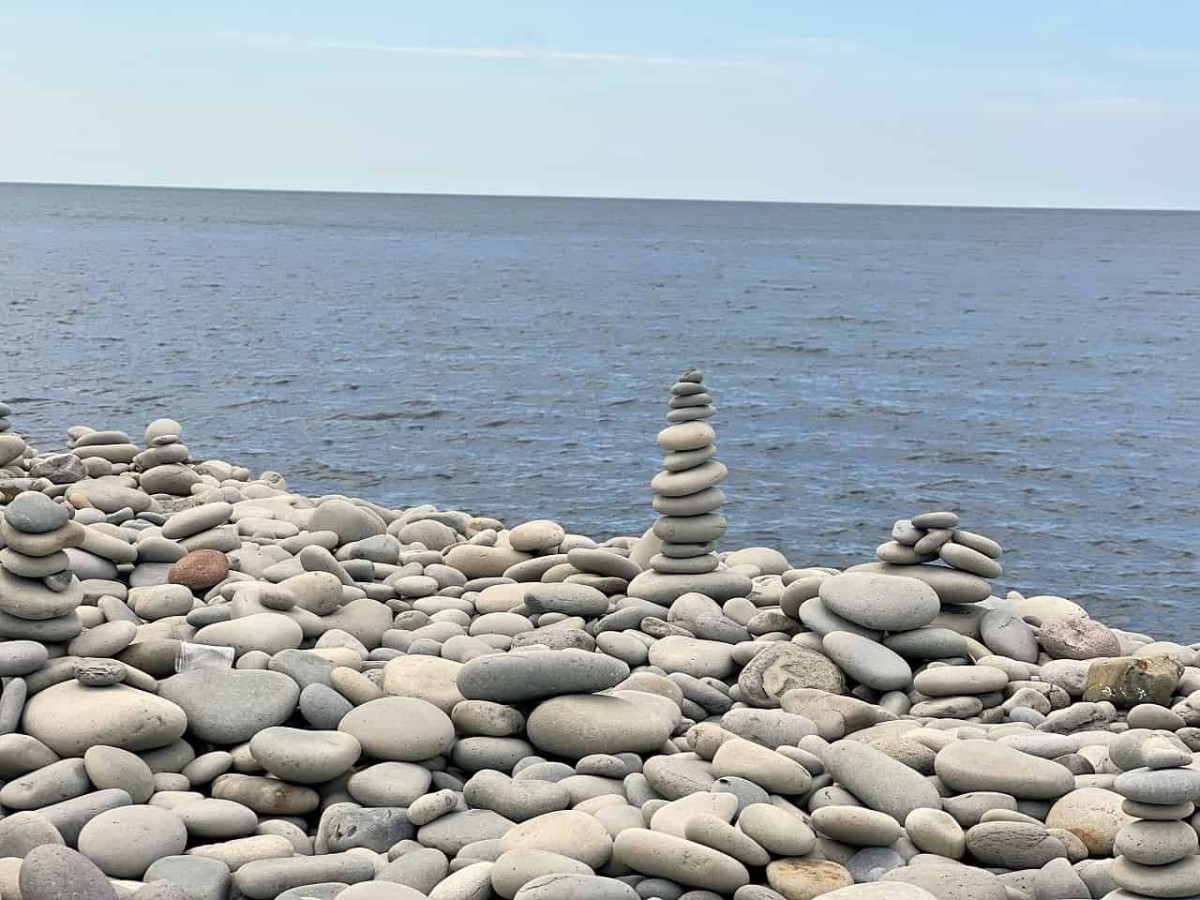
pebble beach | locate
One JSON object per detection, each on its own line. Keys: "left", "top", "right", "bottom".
{"left": 1, "top": 371, "right": 1199, "bottom": 900}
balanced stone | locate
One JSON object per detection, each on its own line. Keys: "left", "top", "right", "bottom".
{"left": 632, "top": 369, "right": 743, "bottom": 603}
{"left": 819, "top": 571, "right": 941, "bottom": 632}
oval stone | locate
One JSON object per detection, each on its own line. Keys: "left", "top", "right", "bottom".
{"left": 526, "top": 695, "right": 674, "bottom": 759}
{"left": 934, "top": 740, "right": 1075, "bottom": 800}
{"left": 21, "top": 683, "right": 187, "bottom": 756}
{"left": 819, "top": 573, "right": 940, "bottom": 632}
{"left": 821, "top": 632, "right": 913, "bottom": 691}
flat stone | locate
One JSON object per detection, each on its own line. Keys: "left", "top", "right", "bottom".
{"left": 21, "top": 682, "right": 186, "bottom": 756}
{"left": 0, "top": 640, "right": 49, "bottom": 676}
{"left": 0, "top": 566, "right": 82, "bottom": 620}
{"left": 159, "top": 669, "right": 299, "bottom": 744}
{"left": 1112, "top": 855, "right": 1200, "bottom": 897}
{"left": 417, "top": 809, "right": 516, "bottom": 856}
{"left": 499, "top": 809, "right": 613, "bottom": 869}
{"left": 1116, "top": 818, "right": 1200, "bottom": 865}
{"left": 18, "top": 845, "right": 118, "bottom": 900}
{"left": 979, "top": 609, "right": 1039, "bottom": 663}
{"left": 309, "top": 499, "right": 386, "bottom": 545}
{"left": 161, "top": 502, "right": 233, "bottom": 540}
{"left": 233, "top": 853, "right": 377, "bottom": 899}
{"left": 167, "top": 549, "right": 229, "bottom": 591}
{"left": 811, "top": 806, "right": 902, "bottom": 847}
{"left": 457, "top": 647, "right": 629, "bottom": 705}
{"left": 657, "top": 422, "right": 716, "bottom": 452}
{"left": 77, "top": 804, "right": 188, "bottom": 878}
{"left": 912, "top": 665, "right": 1007, "bottom": 696}
{"left": 846, "top": 562, "right": 991, "bottom": 605}
{"left": 1115, "top": 767, "right": 1200, "bottom": 805}
{"left": 193, "top": 612, "right": 304, "bottom": 657}
{"left": 825, "top": 739, "right": 942, "bottom": 823}
{"left": 964, "top": 821, "right": 1066, "bottom": 868}
{"left": 381, "top": 655, "right": 465, "bottom": 712}
{"left": 649, "top": 636, "right": 735, "bottom": 680}
{"left": 880, "top": 863, "right": 1006, "bottom": 900}
{"left": 821, "top": 632, "right": 912, "bottom": 691}
{"left": 84, "top": 745, "right": 155, "bottom": 804}
{"left": 626, "top": 570, "right": 752, "bottom": 605}
{"left": 210, "top": 774, "right": 319, "bottom": 816}
{"left": 338, "top": 696, "right": 456, "bottom": 761}
{"left": 614, "top": 828, "right": 748, "bottom": 893}
{"left": 512, "top": 873, "right": 637, "bottom": 900}
{"left": 526, "top": 694, "right": 675, "bottom": 759}
{"left": 819, "top": 572, "right": 940, "bottom": 632}
{"left": 939, "top": 541, "right": 1002, "bottom": 578}
{"left": 143, "top": 855, "right": 232, "bottom": 900}
{"left": 935, "top": 740, "right": 1075, "bottom": 799}
{"left": 249, "top": 727, "right": 361, "bottom": 784}
{"left": 5, "top": 492, "right": 69, "bottom": 533}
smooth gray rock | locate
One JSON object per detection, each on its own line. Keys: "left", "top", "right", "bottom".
{"left": 5, "top": 491, "right": 69, "bottom": 533}
{"left": 819, "top": 572, "right": 941, "bottom": 631}
{"left": 18, "top": 845, "right": 119, "bottom": 900}
{"left": 825, "top": 739, "right": 942, "bottom": 823}
{"left": 159, "top": 669, "right": 299, "bottom": 744}
{"left": 935, "top": 740, "right": 1075, "bottom": 800}
{"left": 457, "top": 648, "right": 628, "bottom": 704}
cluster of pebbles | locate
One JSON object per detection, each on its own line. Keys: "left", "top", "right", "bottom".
{"left": 0, "top": 389, "right": 1199, "bottom": 900}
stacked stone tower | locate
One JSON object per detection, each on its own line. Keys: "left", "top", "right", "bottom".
{"left": 627, "top": 369, "right": 751, "bottom": 604}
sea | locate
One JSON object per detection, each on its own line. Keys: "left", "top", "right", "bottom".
{"left": 2, "top": 183, "right": 1197, "bottom": 634}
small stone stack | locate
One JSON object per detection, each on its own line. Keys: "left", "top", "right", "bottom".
{"left": 0, "top": 490, "right": 85, "bottom": 642}
{"left": 627, "top": 370, "right": 751, "bottom": 604}
{"left": 69, "top": 427, "right": 140, "bottom": 479}
{"left": 878, "top": 510, "right": 1003, "bottom": 578}
{"left": 837, "top": 510, "right": 1003, "bottom": 610}
{"left": 1110, "top": 734, "right": 1200, "bottom": 897}
{"left": 135, "top": 418, "right": 201, "bottom": 496}
{"left": 0, "top": 401, "right": 29, "bottom": 474}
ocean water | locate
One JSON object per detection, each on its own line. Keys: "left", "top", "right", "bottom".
{"left": 2, "top": 183, "right": 1197, "bottom": 634}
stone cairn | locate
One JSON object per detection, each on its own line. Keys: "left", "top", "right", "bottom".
{"left": 627, "top": 369, "right": 753, "bottom": 604}
{"left": 1110, "top": 734, "right": 1200, "bottom": 898}
{"left": 134, "top": 418, "right": 201, "bottom": 497}
{"left": 67, "top": 426, "right": 142, "bottom": 480}
{"left": 876, "top": 509, "right": 1004, "bottom": 579}
{"left": 0, "top": 401, "right": 29, "bottom": 475}
{"left": 0, "top": 491, "right": 83, "bottom": 647}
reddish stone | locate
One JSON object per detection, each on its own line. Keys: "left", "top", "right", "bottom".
{"left": 168, "top": 549, "right": 229, "bottom": 592}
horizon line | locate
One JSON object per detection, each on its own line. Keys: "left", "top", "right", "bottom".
{"left": 3, "top": 179, "right": 1198, "bottom": 215}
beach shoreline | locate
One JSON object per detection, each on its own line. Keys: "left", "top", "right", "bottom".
{"left": 1, "top": 390, "right": 1198, "bottom": 899}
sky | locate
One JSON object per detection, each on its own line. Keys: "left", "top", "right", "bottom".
{"left": 2, "top": 1, "right": 1199, "bottom": 208}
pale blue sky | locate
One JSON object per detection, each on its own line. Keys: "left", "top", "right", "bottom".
{"left": 2, "top": 1, "right": 1198, "bottom": 207}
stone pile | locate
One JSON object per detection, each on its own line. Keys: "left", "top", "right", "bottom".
{"left": 3, "top": 396, "right": 1200, "bottom": 900}
{"left": 0, "top": 491, "right": 84, "bottom": 644}
{"left": 134, "top": 419, "right": 201, "bottom": 497}
{"left": 627, "top": 370, "right": 751, "bottom": 605}
{"left": 68, "top": 427, "right": 142, "bottom": 481}
{"left": 853, "top": 510, "right": 1003, "bottom": 608}
{"left": 0, "top": 402, "right": 26, "bottom": 474}
{"left": 1109, "top": 733, "right": 1200, "bottom": 898}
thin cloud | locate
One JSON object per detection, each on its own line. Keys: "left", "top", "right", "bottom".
{"left": 229, "top": 33, "right": 768, "bottom": 71}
